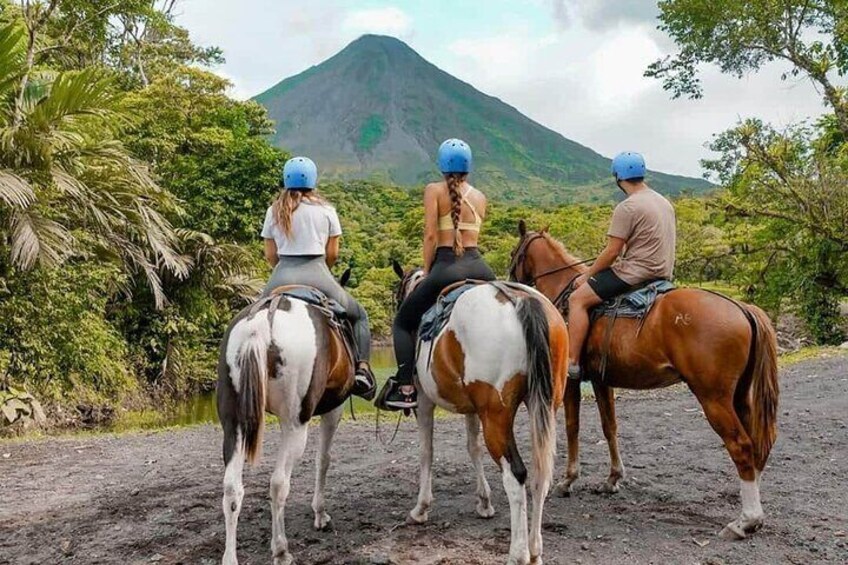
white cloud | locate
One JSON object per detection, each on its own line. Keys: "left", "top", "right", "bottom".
{"left": 342, "top": 7, "right": 413, "bottom": 38}
{"left": 441, "top": 21, "right": 828, "bottom": 177}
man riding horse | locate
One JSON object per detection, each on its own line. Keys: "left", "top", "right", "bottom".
{"left": 567, "top": 151, "right": 676, "bottom": 381}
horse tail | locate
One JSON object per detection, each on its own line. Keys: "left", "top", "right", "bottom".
{"left": 516, "top": 294, "right": 556, "bottom": 489}
{"left": 237, "top": 333, "right": 268, "bottom": 466}
{"left": 743, "top": 304, "right": 779, "bottom": 471}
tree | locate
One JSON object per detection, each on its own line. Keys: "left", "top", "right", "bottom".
{"left": 648, "top": 0, "right": 848, "bottom": 136}
{"left": 0, "top": 20, "right": 185, "bottom": 306}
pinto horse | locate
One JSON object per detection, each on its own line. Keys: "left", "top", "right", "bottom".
{"left": 217, "top": 279, "right": 356, "bottom": 565}
{"left": 391, "top": 261, "right": 568, "bottom": 565}
{"left": 508, "top": 222, "right": 779, "bottom": 540}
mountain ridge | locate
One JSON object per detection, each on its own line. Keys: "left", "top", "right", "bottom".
{"left": 254, "top": 34, "right": 712, "bottom": 204}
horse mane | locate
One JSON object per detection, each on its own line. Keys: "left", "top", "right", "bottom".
{"left": 540, "top": 232, "right": 588, "bottom": 273}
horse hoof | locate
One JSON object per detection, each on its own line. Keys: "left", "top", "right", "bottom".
{"left": 273, "top": 552, "right": 295, "bottom": 565}
{"left": 313, "top": 512, "right": 332, "bottom": 531}
{"left": 221, "top": 552, "right": 238, "bottom": 565}
{"left": 530, "top": 555, "right": 543, "bottom": 565}
{"left": 407, "top": 509, "right": 429, "bottom": 525}
{"left": 719, "top": 521, "right": 746, "bottom": 540}
{"left": 476, "top": 501, "right": 495, "bottom": 519}
{"left": 599, "top": 481, "right": 620, "bottom": 494}
{"left": 553, "top": 481, "right": 573, "bottom": 498}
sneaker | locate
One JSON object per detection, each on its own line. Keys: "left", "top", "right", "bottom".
{"left": 567, "top": 363, "right": 583, "bottom": 381}
{"left": 351, "top": 362, "right": 377, "bottom": 400}
{"left": 375, "top": 377, "right": 417, "bottom": 411}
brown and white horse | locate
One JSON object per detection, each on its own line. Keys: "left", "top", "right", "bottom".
{"left": 217, "top": 285, "right": 356, "bottom": 565}
{"left": 392, "top": 261, "right": 568, "bottom": 565}
{"left": 508, "top": 222, "right": 779, "bottom": 540}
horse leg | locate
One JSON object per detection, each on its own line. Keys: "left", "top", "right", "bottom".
{"left": 554, "top": 378, "right": 581, "bottom": 497}
{"left": 592, "top": 382, "right": 625, "bottom": 493}
{"left": 698, "top": 397, "right": 764, "bottom": 539}
{"left": 408, "top": 392, "right": 436, "bottom": 524}
{"left": 465, "top": 414, "right": 495, "bottom": 518}
{"left": 312, "top": 405, "right": 342, "bottom": 531}
{"left": 222, "top": 433, "right": 245, "bottom": 565}
{"left": 269, "top": 423, "right": 309, "bottom": 565}
{"left": 481, "top": 410, "right": 530, "bottom": 565}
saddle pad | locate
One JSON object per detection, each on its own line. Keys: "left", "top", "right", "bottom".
{"left": 591, "top": 279, "right": 676, "bottom": 322}
{"left": 418, "top": 283, "right": 478, "bottom": 342}
{"left": 275, "top": 286, "right": 347, "bottom": 318}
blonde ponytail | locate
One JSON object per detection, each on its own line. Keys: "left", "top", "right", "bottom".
{"left": 272, "top": 189, "right": 328, "bottom": 236}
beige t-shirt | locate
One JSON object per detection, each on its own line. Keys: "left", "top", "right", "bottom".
{"left": 607, "top": 188, "right": 676, "bottom": 284}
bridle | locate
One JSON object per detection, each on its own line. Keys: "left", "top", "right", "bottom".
{"left": 509, "top": 232, "right": 595, "bottom": 286}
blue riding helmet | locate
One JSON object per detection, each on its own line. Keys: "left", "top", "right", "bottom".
{"left": 438, "top": 139, "right": 472, "bottom": 174}
{"left": 611, "top": 152, "right": 646, "bottom": 181}
{"left": 282, "top": 156, "right": 318, "bottom": 190}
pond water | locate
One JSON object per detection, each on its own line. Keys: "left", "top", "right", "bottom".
{"left": 144, "top": 345, "right": 397, "bottom": 429}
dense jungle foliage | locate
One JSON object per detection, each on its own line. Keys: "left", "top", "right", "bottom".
{"left": 0, "top": 1, "right": 845, "bottom": 426}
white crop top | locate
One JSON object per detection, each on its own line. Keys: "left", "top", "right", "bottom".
{"left": 261, "top": 202, "right": 342, "bottom": 256}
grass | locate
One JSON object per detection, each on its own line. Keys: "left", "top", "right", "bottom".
{"left": 778, "top": 345, "right": 847, "bottom": 367}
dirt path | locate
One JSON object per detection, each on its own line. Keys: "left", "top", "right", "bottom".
{"left": 2, "top": 355, "right": 847, "bottom": 565}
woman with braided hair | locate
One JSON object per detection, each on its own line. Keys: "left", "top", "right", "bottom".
{"left": 379, "top": 139, "right": 495, "bottom": 410}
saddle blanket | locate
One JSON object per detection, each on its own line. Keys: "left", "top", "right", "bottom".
{"left": 590, "top": 279, "right": 676, "bottom": 322}
{"left": 418, "top": 283, "right": 478, "bottom": 342}
{"left": 262, "top": 286, "right": 348, "bottom": 319}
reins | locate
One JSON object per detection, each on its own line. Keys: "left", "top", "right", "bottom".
{"left": 529, "top": 257, "right": 596, "bottom": 285}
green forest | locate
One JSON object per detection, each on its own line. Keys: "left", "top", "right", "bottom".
{"left": 0, "top": 1, "right": 846, "bottom": 429}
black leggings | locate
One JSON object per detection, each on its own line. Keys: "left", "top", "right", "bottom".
{"left": 392, "top": 247, "right": 495, "bottom": 384}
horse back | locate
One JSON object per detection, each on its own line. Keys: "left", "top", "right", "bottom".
{"left": 420, "top": 284, "right": 565, "bottom": 413}
{"left": 584, "top": 288, "right": 753, "bottom": 389}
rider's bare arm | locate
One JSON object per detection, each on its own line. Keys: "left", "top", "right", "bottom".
{"left": 325, "top": 235, "right": 340, "bottom": 268}
{"left": 422, "top": 183, "right": 440, "bottom": 273}
{"left": 264, "top": 238, "right": 279, "bottom": 267}
{"left": 586, "top": 236, "right": 626, "bottom": 276}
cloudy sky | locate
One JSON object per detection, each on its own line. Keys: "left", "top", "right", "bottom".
{"left": 175, "top": 0, "right": 833, "bottom": 178}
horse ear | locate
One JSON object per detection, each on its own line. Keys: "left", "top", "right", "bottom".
{"left": 339, "top": 267, "right": 352, "bottom": 288}
{"left": 391, "top": 259, "right": 404, "bottom": 280}
{"left": 541, "top": 224, "right": 550, "bottom": 234}
{"left": 518, "top": 219, "right": 527, "bottom": 236}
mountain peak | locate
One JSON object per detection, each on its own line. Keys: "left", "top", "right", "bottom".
{"left": 254, "top": 36, "right": 712, "bottom": 203}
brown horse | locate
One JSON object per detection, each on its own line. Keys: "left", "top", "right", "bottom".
{"left": 508, "top": 222, "right": 779, "bottom": 540}
{"left": 392, "top": 262, "right": 568, "bottom": 564}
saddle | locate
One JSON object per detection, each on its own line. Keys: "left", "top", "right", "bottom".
{"left": 418, "top": 279, "right": 528, "bottom": 343}
{"left": 248, "top": 285, "right": 356, "bottom": 363}
{"left": 578, "top": 280, "right": 676, "bottom": 382}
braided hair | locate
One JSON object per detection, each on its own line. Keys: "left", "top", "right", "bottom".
{"left": 445, "top": 173, "right": 469, "bottom": 256}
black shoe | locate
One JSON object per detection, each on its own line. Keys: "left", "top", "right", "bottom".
{"left": 351, "top": 363, "right": 377, "bottom": 400}
{"left": 375, "top": 377, "right": 417, "bottom": 411}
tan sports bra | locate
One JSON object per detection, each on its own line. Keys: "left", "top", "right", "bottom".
{"left": 437, "top": 187, "right": 482, "bottom": 232}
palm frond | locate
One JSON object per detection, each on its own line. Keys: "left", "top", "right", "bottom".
{"left": 9, "top": 210, "right": 74, "bottom": 269}
{"left": 0, "top": 169, "right": 35, "bottom": 208}
{"left": 0, "top": 22, "right": 26, "bottom": 97}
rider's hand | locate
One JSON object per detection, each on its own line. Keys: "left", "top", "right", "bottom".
{"left": 574, "top": 274, "right": 589, "bottom": 289}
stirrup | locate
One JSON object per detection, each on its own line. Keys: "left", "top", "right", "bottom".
{"left": 375, "top": 377, "right": 417, "bottom": 411}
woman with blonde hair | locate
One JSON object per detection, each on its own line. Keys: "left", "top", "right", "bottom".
{"left": 261, "top": 156, "right": 375, "bottom": 398}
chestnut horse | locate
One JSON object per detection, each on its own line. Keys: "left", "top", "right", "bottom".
{"left": 508, "top": 222, "right": 779, "bottom": 540}
{"left": 392, "top": 261, "right": 568, "bottom": 565}
{"left": 217, "top": 284, "right": 356, "bottom": 565}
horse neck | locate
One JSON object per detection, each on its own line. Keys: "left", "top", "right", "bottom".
{"left": 533, "top": 242, "right": 587, "bottom": 302}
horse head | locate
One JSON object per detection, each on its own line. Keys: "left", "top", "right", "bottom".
{"left": 508, "top": 220, "right": 552, "bottom": 285}
{"left": 391, "top": 259, "right": 425, "bottom": 307}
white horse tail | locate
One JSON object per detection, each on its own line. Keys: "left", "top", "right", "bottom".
{"left": 515, "top": 294, "right": 556, "bottom": 488}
